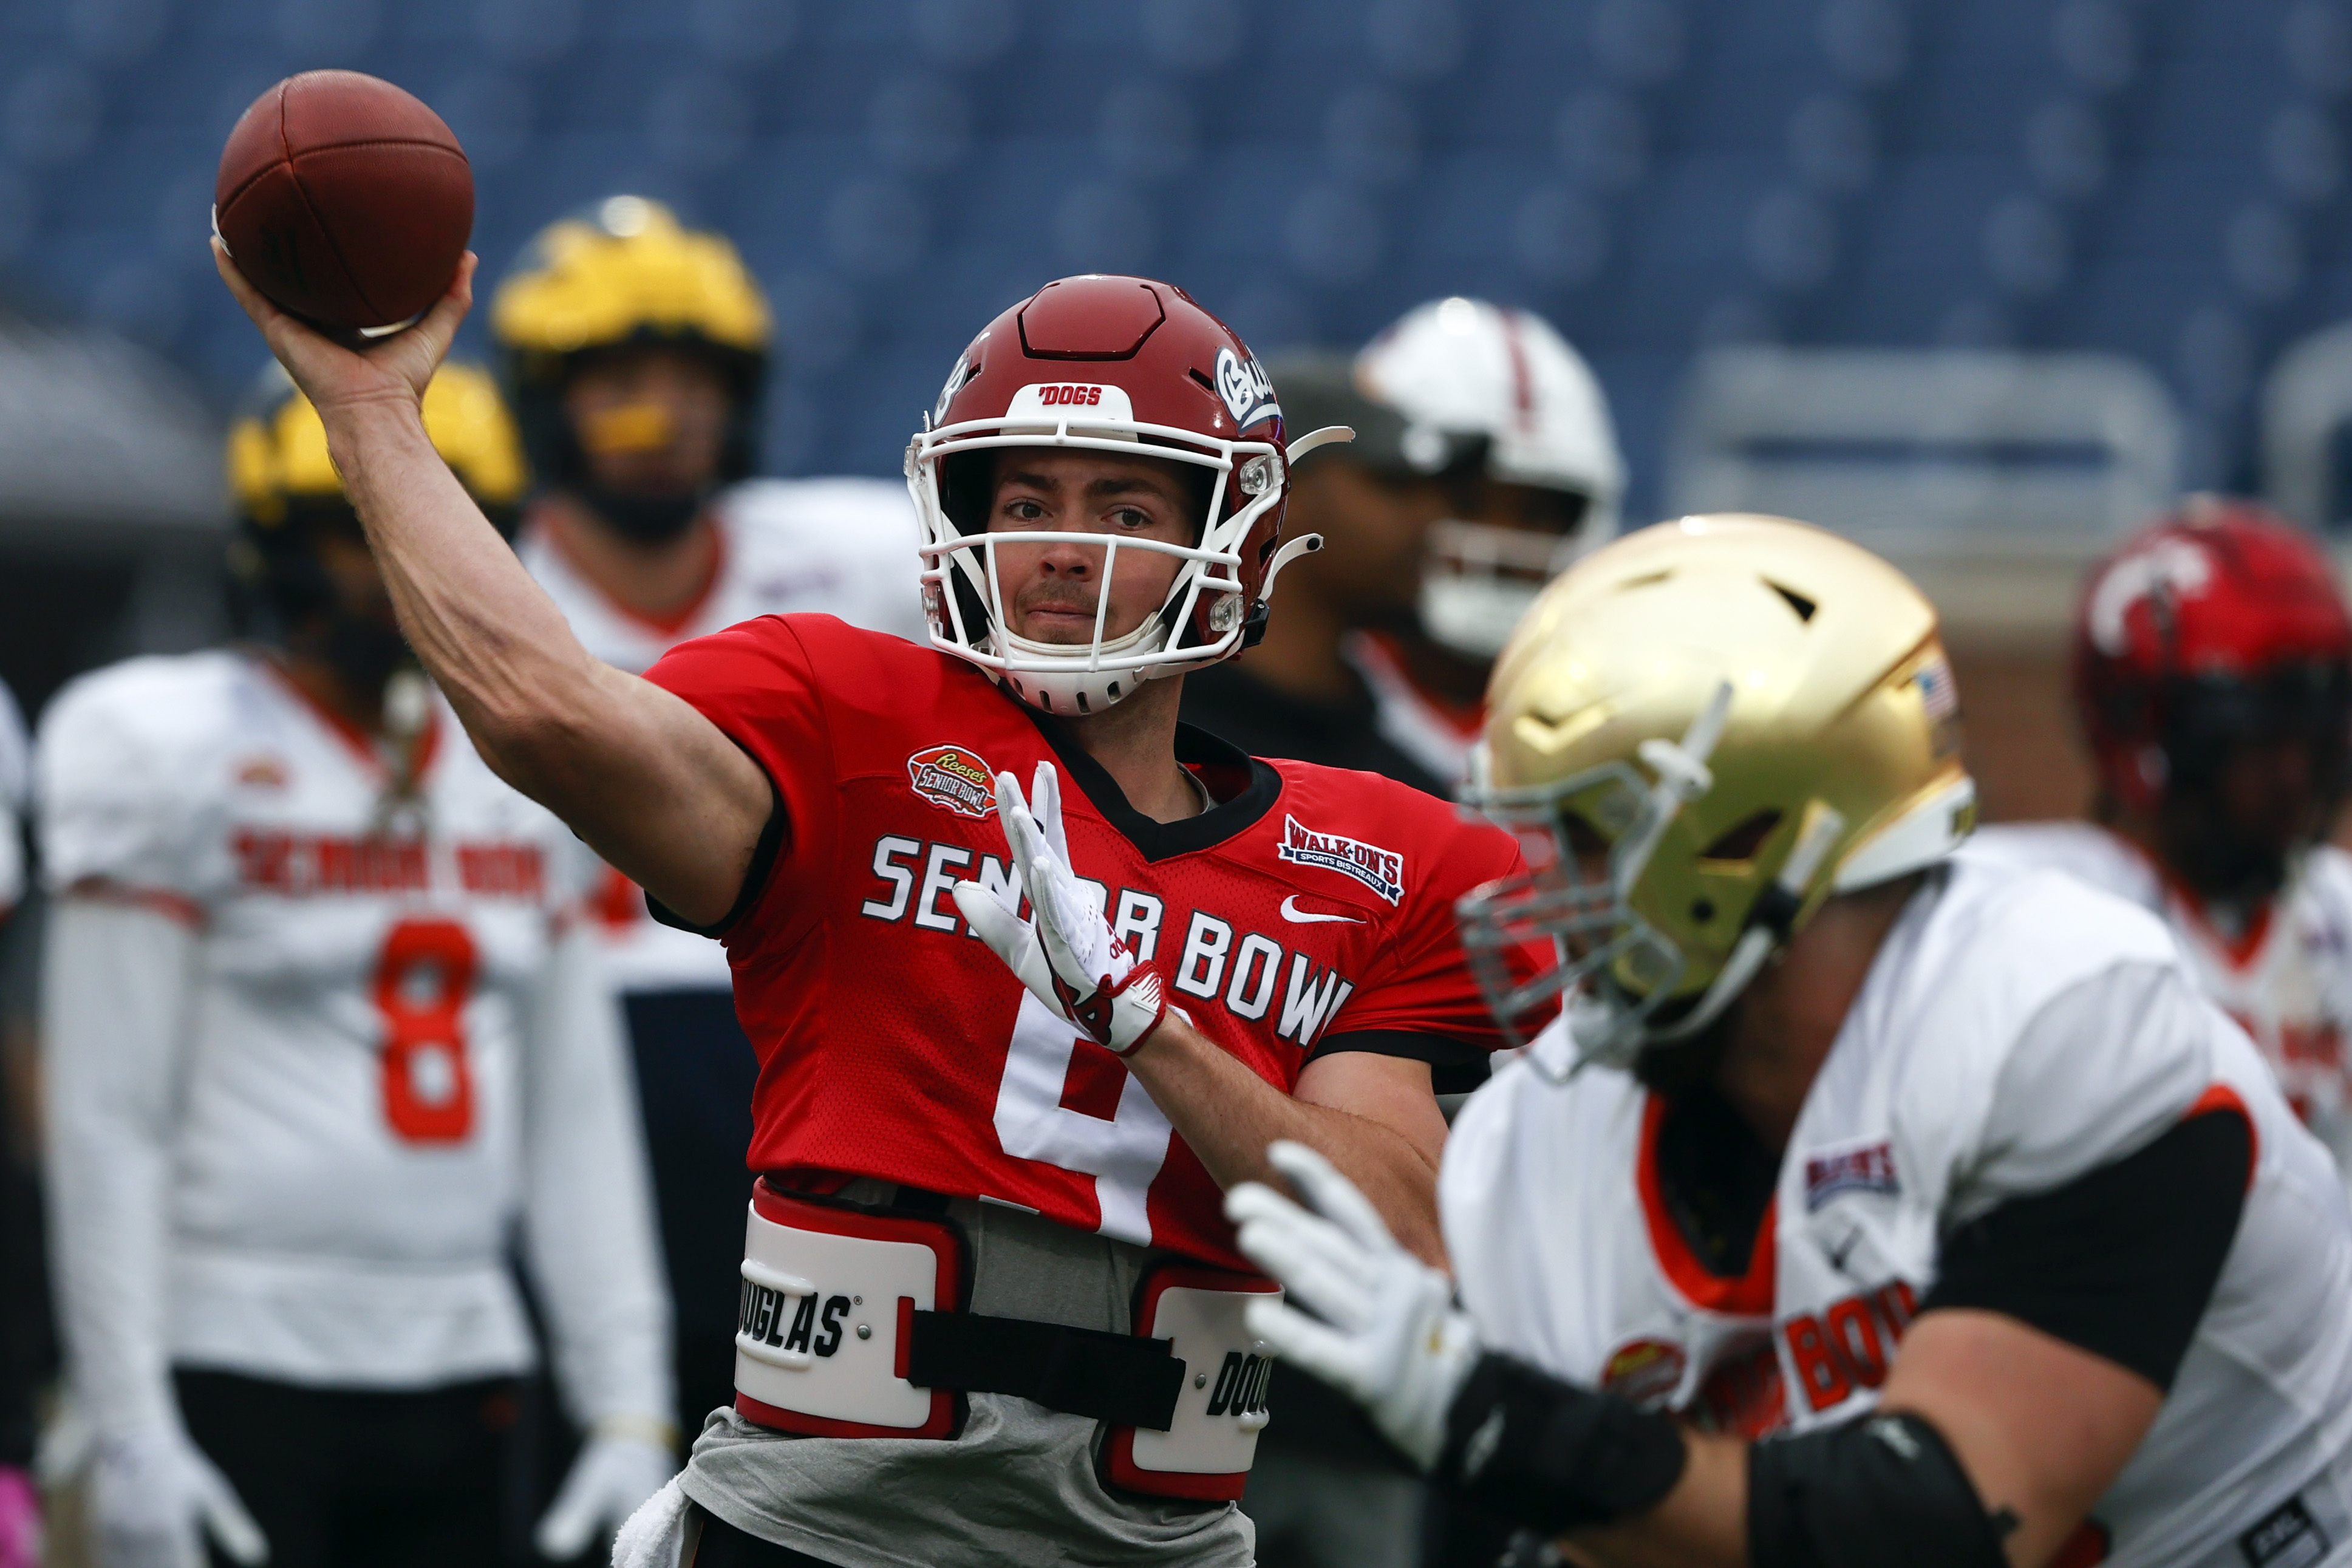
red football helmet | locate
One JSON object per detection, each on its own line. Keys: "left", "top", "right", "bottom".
{"left": 907, "top": 274, "right": 1334, "bottom": 715}
{"left": 2073, "top": 497, "right": 2352, "bottom": 867}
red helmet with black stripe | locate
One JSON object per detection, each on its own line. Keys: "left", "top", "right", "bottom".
{"left": 2073, "top": 497, "right": 2352, "bottom": 896}
{"left": 906, "top": 274, "right": 1332, "bottom": 715}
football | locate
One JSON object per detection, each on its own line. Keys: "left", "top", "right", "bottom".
{"left": 213, "top": 70, "right": 472, "bottom": 334}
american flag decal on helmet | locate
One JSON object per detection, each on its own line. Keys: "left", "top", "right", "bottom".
{"left": 1912, "top": 660, "right": 1958, "bottom": 722}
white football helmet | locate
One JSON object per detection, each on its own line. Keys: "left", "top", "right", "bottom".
{"left": 1355, "top": 298, "right": 1624, "bottom": 660}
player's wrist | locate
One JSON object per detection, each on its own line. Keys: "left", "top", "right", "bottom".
{"left": 588, "top": 1413, "right": 678, "bottom": 1453}
{"left": 1433, "top": 1351, "right": 1688, "bottom": 1535}
{"left": 1102, "top": 966, "right": 1170, "bottom": 1057}
{"left": 316, "top": 386, "right": 431, "bottom": 447}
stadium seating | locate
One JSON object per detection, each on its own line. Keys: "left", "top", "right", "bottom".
{"left": 0, "top": 0, "right": 2340, "bottom": 522}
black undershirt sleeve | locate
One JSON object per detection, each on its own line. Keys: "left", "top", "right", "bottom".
{"left": 1307, "top": 1029, "right": 1491, "bottom": 1094}
{"left": 1921, "top": 1106, "right": 2251, "bottom": 1391}
{"left": 645, "top": 767, "right": 788, "bottom": 939}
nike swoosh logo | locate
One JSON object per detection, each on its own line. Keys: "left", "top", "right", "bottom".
{"left": 1280, "top": 896, "right": 1365, "bottom": 925}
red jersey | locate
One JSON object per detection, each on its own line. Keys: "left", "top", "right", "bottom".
{"left": 644, "top": 615, "right": 1524, "bottom": 1267}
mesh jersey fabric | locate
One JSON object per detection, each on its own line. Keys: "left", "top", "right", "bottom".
{"left": 641, "top": 614, "right": 1524, "bottom": 1267}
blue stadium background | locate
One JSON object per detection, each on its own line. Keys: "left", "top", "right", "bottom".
{"left": 0, "top": 0, "right": 2342, "bottom": 522}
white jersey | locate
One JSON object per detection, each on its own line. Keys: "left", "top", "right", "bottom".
{"left": 1441, "top": 853, "right": 2352, "bottom": 1568}
{"left": 0, "top": 678, "right": 24, "bottom": 912}
{"left": 519, "top": 477, "right": 926, "bottom": 992}
{"left": 1340, "top": 632, "right": 1480, "bottom": 789}
{"left": 1971, "top": 821, "right": 2352, "bottom": 1165}
{"left": 36, "top": 651, "right": 669, "bottom": 1420}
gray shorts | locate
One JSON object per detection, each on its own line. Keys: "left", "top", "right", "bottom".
{"left": 680, "top": 1184, "right": 1256, "bottom": 1568}
{"left": 682, "top": 1399, "right": 1253, "bottom": 1568}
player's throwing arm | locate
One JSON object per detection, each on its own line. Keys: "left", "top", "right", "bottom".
{"left": 213, "top": 239, "right": 768, "bottom": 929}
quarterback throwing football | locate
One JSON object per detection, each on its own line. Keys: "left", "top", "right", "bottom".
{"left": 1229, "top": 516, "right": 2352, "bottom": 1568}
{"left": 213, "top": 246, "right": 1524, "bottom": 1568}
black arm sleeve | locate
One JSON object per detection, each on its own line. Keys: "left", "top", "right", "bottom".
{"left": 646, "top": 768, "right": 788, "bottom": 939}
{"left": 1308, "top": 1029, "right": 1491, "bottom": 1094}
{"left": 1749, "top": 1410, "right": 2008, "bottom": 1568}
{"left": 1921, "top": 1105, "right": 2251, "bottom": 1390}
{"left": 1433, "top": 1352, "right": 1688, "bottom": 1535}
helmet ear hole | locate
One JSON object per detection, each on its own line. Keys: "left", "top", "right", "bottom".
{"left": 939, "top": 450, "right": 995, "bottom": 536}
{"left": 1700, "top": 808, "right": 1785, "bottom": 864}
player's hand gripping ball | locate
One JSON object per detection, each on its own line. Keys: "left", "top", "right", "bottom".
{"left": 954, "top": 763, "right": 1171, "bottom": 1057}
{"left": 214, "top": 70, "right": 472, "bottom": 334}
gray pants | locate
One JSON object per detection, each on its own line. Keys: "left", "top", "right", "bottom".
{"left": 1245, "top": 1445, "right": 1423, "bottom": 1568}
{"left": 681, "top": 1185, "right": 1255, "bottom": 1568}
{"left": 684, "top": 1398, "right": 1253, "bottom": 1568}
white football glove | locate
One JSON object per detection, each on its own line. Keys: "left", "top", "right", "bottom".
{"left": 1225, "top": 1140, "right": 1481, "bottom": 1470}
{"left": 87, "top": 1425, "right": 267, "bottom": 1568}
{"left": 954, "top": 762, "right": 1170, "bottom": 1057}
{"left": 608, "top": 1476, "right": 691, "bottom": 1568}
{"left": 533, "top": 1432, "right": 675, "bottom": 1561}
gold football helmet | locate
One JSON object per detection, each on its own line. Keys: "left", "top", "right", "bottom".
{"left": 228, "top": 361, "right": 529, "bottom": 526}
{"left": 1458, "top": 514, "right": 1976, "bottom": 1068}
{"left": 225, "top": 363, "right": 530, "bottom": 732}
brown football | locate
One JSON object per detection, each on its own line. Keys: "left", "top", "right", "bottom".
{"left": 214, "top": 70, "right": 472, "bottom": 333}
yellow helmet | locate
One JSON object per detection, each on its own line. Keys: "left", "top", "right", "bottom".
{"left": 1458, "top": 514, "right": 1977, "bottom": 1066}
{"left": 228, "top": 363, "right": 528, "bottom": 643}
{"left": 228, "top": 361, "right": 530, "bottom": 527}
{"left": 491, "top": 196, "right": 771, "bottom": 490}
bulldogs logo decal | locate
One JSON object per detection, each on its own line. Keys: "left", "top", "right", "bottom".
{"left": 933, "top": 350, "right": 980, "bottom": 426}
{"left": 907, "top": 745, "right": 997, "bottom": 819}
{"left": 1213, "top": 346, "right": 1281, "bottom": 429}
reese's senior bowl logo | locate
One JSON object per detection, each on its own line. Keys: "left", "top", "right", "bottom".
{"left": 1276, "top": 814, "right": 1403, "bottom": 905}
{"left": 907, "top": 745, "right": 997, "bottom": 819}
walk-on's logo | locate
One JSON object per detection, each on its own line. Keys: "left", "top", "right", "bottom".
{"left": 1277, "top": 815, "right": 1403, "bottom": 905}
{"left": 907, "top": 745, "right": 997, "bottom": 819}
{"left": 1803, "top": 1139, "right": 1899, "bottom": 1212}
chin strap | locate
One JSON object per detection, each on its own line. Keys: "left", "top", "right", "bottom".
{"left": 1286, "top": 425, "right": 1355, "bottom": 463}
{"left": 1261, "top": 533, "right": 1324, "bottom": 599}
{"left": 1241, "top": 533, "right": 1326, "bottom": 649}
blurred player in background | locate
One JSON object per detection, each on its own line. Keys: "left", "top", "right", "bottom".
{"left": 0, "top": 681, "right": 21, "bottom": 920}
{"left": 1972, "top": 499, "right": 2352, "bottom": 1170}
{"left": 0, "top": 678, "right": 33, "bottom": 1568}
{"left": 1232, "top": 516, "right": 2352, "bottom": 1568}
{"left": 38, "top": 368, "right": 674, "bottom": 1568}
{"left": 1181, "top": 358, "right": 1457, "bottom": 797}
{"left": 1178, "top": 361, "right": 1487, "bottom": 1567}
{"left": 1346, "top": 298, "right": 1623, "bottom": 787}
{"left": 491, "top": 197, "right": 927, "bottom": 1442}
{"left": 1187, "top": 319, "right": 1623, "bottom": 1568}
